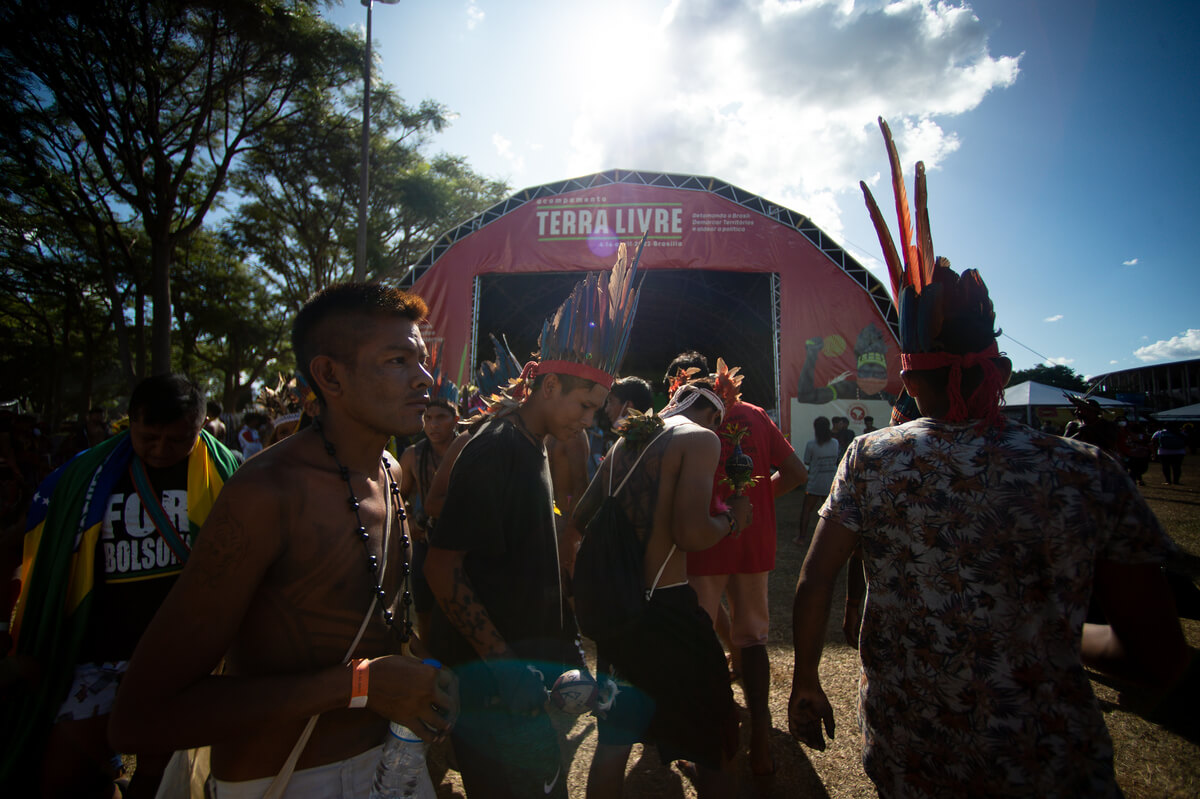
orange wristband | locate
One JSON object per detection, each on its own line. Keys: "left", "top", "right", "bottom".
{"left": 349, "top": 658, "right": 369, "bottom": 708}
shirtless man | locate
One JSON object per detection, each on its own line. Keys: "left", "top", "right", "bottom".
{"left": 572, "top": 379, "right": 751, "bottom": 799}
{"left": 110, "top": 283, "right": 456, "bottom": 797}
{"left": 204, "top": 401, "right": 227, "bottom": 443}
{"left": 398, "top": 397, "right": 459, "bottom": 643}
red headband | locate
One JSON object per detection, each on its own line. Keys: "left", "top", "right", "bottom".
{"left": 511, "top": 360, "right": 614, "bottom": 402}
{"left": 534, "top": 360, "right": 614, "bottom": 390}
{"left": 900, "top": 342, "right": 1005, "bottom": 426}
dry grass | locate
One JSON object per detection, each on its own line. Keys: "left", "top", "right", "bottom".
{"left": 429, "top": 457, "right": 1200, "bottom": 798}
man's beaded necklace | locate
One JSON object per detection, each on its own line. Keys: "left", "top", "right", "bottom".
{"left": 313, "top": 419, "right": 413, "bottom": 643}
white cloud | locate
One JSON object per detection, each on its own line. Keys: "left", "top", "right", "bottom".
{"left": 1122, "top": 257, "right": 1138, "bottom": 266}
{"left": 1044, "top": 314, "right": 1063, "bottom": 323}
{"left": 1109, "top": 360, "right": 1119, "bottom": 365}
{"left": 1134, "top": 329, "right": 1200, "bottom": 362}
{"left": 567, "top": 0, "right": 1020, "bottom": 232}
{"left": 1046, "top": 356, "right": 1074, "bottom": 366}
{"left": 465, "top": 1, "right": 484, "bottom": 30}
{"left": 492, "top": 133, "right": 524, "bottom": 173}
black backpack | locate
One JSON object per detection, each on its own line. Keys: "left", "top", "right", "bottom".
{"left": 574, "top": 496, "right": 646, "bottom": 641}
{"left": 573, "top": 430, "right": 670, "bottom": 641}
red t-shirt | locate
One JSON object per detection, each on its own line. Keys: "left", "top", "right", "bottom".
{"left": 688, "top": 402, "right": 794, "bottom": 576}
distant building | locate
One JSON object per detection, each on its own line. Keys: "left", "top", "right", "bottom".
{"left": 1092, "top": 358, "right": 1200, "bottom": 414}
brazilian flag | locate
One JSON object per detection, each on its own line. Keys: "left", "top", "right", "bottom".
{"left": 1, "top": 429, "right": 237, "bottom": 786}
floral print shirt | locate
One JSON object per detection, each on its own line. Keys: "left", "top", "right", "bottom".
{"left": 821, "top": 418, "right": 1175, "bottom": 798}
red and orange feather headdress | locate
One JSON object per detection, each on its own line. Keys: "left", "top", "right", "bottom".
{"left": 861, "top": 117, "right": 1005, "bottom": 426}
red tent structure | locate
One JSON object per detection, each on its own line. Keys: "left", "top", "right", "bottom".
{"left": 402, "top": 169, "right": 901, "bottom": 442}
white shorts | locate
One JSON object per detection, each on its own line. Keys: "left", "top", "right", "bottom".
{"left": 55, "top": 661, "right": 128, "bottom": 722}
{"left": 210, "top": 745, "right": 385, "bottom": 799}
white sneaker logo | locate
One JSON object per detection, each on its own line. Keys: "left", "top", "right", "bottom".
{"left": 543, "top": 765, "right": 561, "bottom": 794}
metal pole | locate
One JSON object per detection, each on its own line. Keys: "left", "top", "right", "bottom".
{"left": 354, "top": 0, "right": 373, "bottom": 283}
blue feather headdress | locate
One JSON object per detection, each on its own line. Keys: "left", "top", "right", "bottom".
{"left": 427, "top": 340, "right": 460, "bottom": 407}
{"left": 533, "top": 232, "right": 647, "bottom": 390}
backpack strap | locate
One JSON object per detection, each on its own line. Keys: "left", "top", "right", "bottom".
{"left": 129, "top": 459, "right": 191, "bottom": 564}
{"left": 646, "top": 544, "right": 678, "bottom": 601}
{"left": 608, "top": 425, "right": 674, "bottom": 498}
{"left": 601, "top": 423, "right": 687, "bottom": 601}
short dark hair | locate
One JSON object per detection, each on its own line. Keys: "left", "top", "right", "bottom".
{"left": 292, "top": 283, "right": 429, "bottom": 405}
{"left": 531, "top": 372, "right": 598, "bottom": 395}
{"left": 611, "top": 376, "right": 653, "bottom": 413}
{"left": 206, "top": 400, "right": 223, "bottom": 418}
{"left": 129, "top": 374, "right": 205, "bottom": 427}
{"left": 663, "top": 351, "right": 709, "bottom": 391}
{"left": 813, "top": 416, "right": 832, "bottom": 443}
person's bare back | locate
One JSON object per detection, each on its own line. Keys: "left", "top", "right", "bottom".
{"left": 572, "top": 382, "right": 750, "bottom": 798}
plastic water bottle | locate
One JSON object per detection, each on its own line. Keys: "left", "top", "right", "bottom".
{"left": 368, "top": 722, "right": 435, "bottom": 799}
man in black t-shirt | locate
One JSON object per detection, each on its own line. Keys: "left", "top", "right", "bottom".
{"left": 426, "top": 368, "right": 608, "bottom": 799}
{"left": 426, "top": 239, "right": 644, "bottom": 799}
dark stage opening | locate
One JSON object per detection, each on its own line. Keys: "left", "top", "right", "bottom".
{"left": 474, "top": 270, "right": 778, "bottom": 411}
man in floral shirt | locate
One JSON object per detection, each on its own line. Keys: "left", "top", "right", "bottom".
{"left": 787, "top": 121, "right": 1189, "bottom": 798}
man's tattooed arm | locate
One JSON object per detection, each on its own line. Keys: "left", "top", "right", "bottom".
{"left": 424, "top": 547, "right": 509, "bottom": 659}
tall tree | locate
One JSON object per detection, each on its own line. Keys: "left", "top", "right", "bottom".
{"left": 1010, "top": 363, "right": 1088, "bottom": 392}
{"left": 0, "top": 0, "right": 360, "bottom": 376}
{"left": 171, "top": 230, "right": 292, "bottom": 410}
{"left": 227, "top": 79, "right": 508, "bottom": 310}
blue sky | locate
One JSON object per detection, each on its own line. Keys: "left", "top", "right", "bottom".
{"left": 325, "top": 0, "right": 1199, "bottom": 380}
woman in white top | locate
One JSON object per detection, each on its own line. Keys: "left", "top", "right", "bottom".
{"left": 795, "top": 416, "right": 841, "bottom": 544}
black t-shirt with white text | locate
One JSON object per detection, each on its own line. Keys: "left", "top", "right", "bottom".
{"left": 78, "top": 458, "right": 192, "bottom": 664}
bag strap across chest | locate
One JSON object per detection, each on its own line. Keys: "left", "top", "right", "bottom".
{"left": 602, "top": 424, "right": 681, "bottom": 599}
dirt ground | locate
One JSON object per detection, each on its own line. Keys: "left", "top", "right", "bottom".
{"left": 427, "top": 480, "right": 1200, "bottom": 798}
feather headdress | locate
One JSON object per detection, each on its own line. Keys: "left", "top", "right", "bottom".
{"left": 534, "top": 232, "right": 648, "bottom": 389}
{"left": 667, "top": 366, "right": 702, "bottom": 399}
{"left": 712, "top": 358, "right": 744, "bottom": 409}
{"left": 475, "top": 333, "right": 523, "bottom": 398}
{"left": 861, "top": 117, "right": 1005, "bottom": 426}
{"left": 258, "top": 374, "right": 302, "bottom": 418}
{"left": 462, "top": 236, "right": 646, "bottom": 424}
{"left": 460, "top": 333, "right": 522, "bottom": 420}
{"left": 427, "top": 340, "right": 460, "bottom": 407}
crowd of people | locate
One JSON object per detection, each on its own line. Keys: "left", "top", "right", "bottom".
{"left": 1, "top": 124, "right": 1195, "bottom": 799}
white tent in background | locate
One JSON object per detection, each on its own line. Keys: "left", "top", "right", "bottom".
{"left": 1154, "top": 403, "right": 1200, "bottom": 420}
{"left": 1002, "top": 381, "right": 1131, "bottom": 425}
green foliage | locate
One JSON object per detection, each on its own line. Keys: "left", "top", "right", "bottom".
{"left": 227, "top": 77, "right": 509, "bottom": 309}
{"left": 0, "top": 0, "right": 362, "bottom": 373}
{"left": 0, "top": 1, "right": 507, "bottom": 421}
{"left": 172, "top": 231, "right": 293, "bottom": 410}
{"left": 1010, "top": 363, "right": 1089, "bottom": 392}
